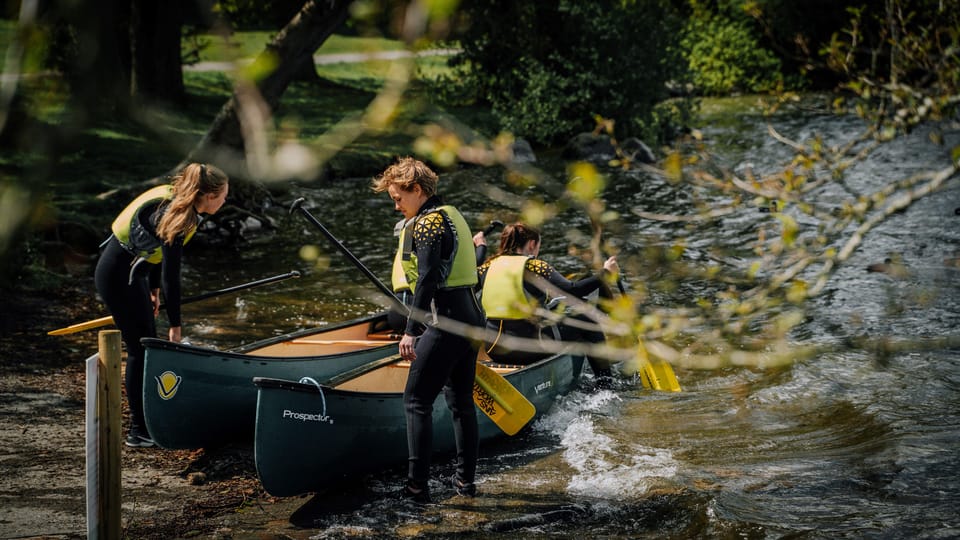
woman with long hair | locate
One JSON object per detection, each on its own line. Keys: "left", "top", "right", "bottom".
{"left": 94, "top": 163, "right": 229, "bottom": 447}
{"left": 477, "top": 222, "right": 619, "bottom": 374}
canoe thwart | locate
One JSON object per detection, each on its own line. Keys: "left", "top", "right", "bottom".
{"left": 286, "top": 339, "right": 399, "bottom": 346}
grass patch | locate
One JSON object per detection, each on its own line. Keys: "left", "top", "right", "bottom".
{"left": 3, "top": 31, "right": 494, "bottom": 197}
{"left": 190, "top": 32, "right": 406, "bottom": 64}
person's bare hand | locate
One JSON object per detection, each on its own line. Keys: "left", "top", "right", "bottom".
{"left": 472, "top": 231, "right": 486, "bottom": 247}
{"left": 399, "top": 334, "right": 417, "bottom": 361}
{"left": 603, "top": 256, "right": 620, "bottom": 276}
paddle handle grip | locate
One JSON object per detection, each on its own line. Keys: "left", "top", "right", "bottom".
{"left": 482, "top": 220, "right": 504, "bottom": 236}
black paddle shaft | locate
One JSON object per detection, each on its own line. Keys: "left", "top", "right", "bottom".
{"left": 290, "top": 197, "right": 407, "bottom": 312}
{"left": 161, "top": 270, "right": 301, "bottom": 310}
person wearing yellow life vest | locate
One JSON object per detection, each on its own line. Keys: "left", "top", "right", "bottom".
{"left": 385, "top": 216, "right": 419, "bottom": 333}
{"left": 386, "top": 215, "right": 490, "bottom": 334}
{"left": 94, "top": 163, "right": 229, "bottom": 448}
{"left": 476, "top": 222, "right": 619, "bottom": 374}
{"left": 372, "top": 157, "right": 485, "bottom": 503}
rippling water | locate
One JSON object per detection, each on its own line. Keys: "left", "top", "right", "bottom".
{"left": 180, "top": 96, "right": 959, "bottom": 538}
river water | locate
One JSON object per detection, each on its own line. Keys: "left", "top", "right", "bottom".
{"left": 179, "top": 96, "right": 960, "bottom": 538}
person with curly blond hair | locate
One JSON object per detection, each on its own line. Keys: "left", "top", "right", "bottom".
{"left": 372, "top": 157, "right": 485, "bottom": 502}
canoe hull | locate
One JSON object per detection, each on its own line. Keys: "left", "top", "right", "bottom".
{"left": 142, "top": 312, "right": 398, "bottom": 449}
{"left": 253, "top": 352, "right": 584, "bottom": 497}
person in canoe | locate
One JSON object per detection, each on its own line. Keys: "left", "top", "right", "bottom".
{"left": 475, "top": 221, "right": 620, "bottom": 376}
{"left": 94, "top": 163, "right": 229, "bottom": 448}
{"left": 372, "top": 157, "right": 486, "bottom": 503}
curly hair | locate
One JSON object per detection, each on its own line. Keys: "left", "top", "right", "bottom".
{"left": 370, "top": 156, "right": 437, "bottom": 197}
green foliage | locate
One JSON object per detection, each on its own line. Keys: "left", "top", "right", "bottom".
{"left": 213, "top": 0, "right": 306, "bottom": 30}
{"left": 443, "top": 0, "right": 686, "bottom": 146}
{"left": 491, "top": 57, "right": 583, "bottom": 145}
{"left": 818, "top": 0, "right": 959, "bottom": 141}
{"left": 680, "top": 8, "right": 781, "bottom": 95}
{"left": 639, "top": 98, "right": 700, "bottom": 148}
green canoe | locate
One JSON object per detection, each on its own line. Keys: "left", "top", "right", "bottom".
{"left": 142, "top": 312, "right": 399, "bottom": 449}
{"left": 252, "top": 350, "right": 585, "bottom": 497}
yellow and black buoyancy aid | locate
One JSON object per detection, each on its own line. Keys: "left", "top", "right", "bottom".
{"left": 480, "top": 255, "right": 538, "bottom": 320}
{"left": 391, "top": 218, "right": 418, "bottom": 293}
{"left": 392, "top": 205, "right": 477, "bottom": 292}
{"left": 111, "top": 185, "right": 197, "bottom": 264}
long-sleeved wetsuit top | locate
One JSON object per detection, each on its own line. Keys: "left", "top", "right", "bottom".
{"left": 139, "top": 201, "right": 185, "bottom": 327}
{"left": 477, "top": 256, "right": 603, "bottom": 306}
{"left": 404, "top": 195, "right": 466, "bottom": 336}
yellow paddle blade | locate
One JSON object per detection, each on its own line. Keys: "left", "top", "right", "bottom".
{"left": 473, "top": 362, "right": 536, "bottom": 436}
{"left": 637, "top": 340, "right": 682, "bottom": 392}
{"left": 47, "top": 315, "right": 115, "bottom": 336}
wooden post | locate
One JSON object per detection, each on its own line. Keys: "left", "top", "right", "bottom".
{"left": 97, "top": 330, "right": 122, "bottom": 540}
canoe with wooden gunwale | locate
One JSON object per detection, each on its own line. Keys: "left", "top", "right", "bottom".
{"left": 252, "top": 350, "right": 585, "bottom": 497}
{"left": 142, "top": 311, "right": 400, "bottom": 449}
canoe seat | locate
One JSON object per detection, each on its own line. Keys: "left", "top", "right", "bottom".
{"left": 476, "top": 348, "right": 520, "bottom": 373}
{"left": 479, "top": 362, "right": 520, "bottom": 374}
{"left": 366, "top": 330, "right": 402, "bottom": 341}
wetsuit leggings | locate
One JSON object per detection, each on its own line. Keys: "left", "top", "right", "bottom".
{"left": 404, "top": 290, "right": 482, "bottom": 488}
{"left": 94, "top": 237, "right": 156, "bottom": 435}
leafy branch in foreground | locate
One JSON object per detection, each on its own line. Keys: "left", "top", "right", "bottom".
{"left": 601, "top": 1, "right": 960, "bottom": 372}
{"left": 409, "top": 1, "right": 959, "bottom": 374}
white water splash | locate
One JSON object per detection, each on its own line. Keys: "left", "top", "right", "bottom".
{"left": 563, "top": 417, "right": 678, "bottom": 498}
{"left": 309, "top": 524, "right": 375, "bottom": 539}
{"left": 235, "top": 297, "right": 248, "bottom": 320}
{"left": 533, "top": 388, "right": 622, "bottom": 434}
{"left": 533, "top": 390, "right": 679, "bottom": 500}
{"left": 188, "top": 323, "right": 217, "bottom": 336}
{"left": 538, "top": 390, "right": 680, "bottom": 499}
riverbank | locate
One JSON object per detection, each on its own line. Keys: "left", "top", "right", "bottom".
{"left": 0, "top": 279, "right": 284, "bottom": 539}
{"left": 1, "top": 279, "right": 465, "bottom": 539}
{"left": 2, "top": 279, "right": 592, "bottom": 539}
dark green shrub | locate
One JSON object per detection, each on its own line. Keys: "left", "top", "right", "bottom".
{"left": 442, "top": 0, "right": 687, "bottom": 146}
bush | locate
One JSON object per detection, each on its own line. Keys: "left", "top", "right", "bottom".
{"left": 444, "top": 0, "right": 687, "bottom": 146}
{"left": 681, "top": 10, "right": 782, "bottom": 95}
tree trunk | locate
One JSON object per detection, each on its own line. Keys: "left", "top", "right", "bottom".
{"left": 131, "top": 0, "right": 186, "bottom": 104}
{"left": 188, "top": 0, "right": 352, "bottom": 163}
{"left": 291, "top": 54, "right": 321, "bottom": 82}
{"left": 61, "top": 0, "right": 131, "bottom": 117}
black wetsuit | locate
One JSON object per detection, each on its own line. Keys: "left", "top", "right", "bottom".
{"left": 402, "top": 195, "right": 485, "bottom": 490}
{"left": 477, "top": 257, "right": 611, "bottom": 369}
{"left": 94, "top": 201, "right": 184, "bottom": 438}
